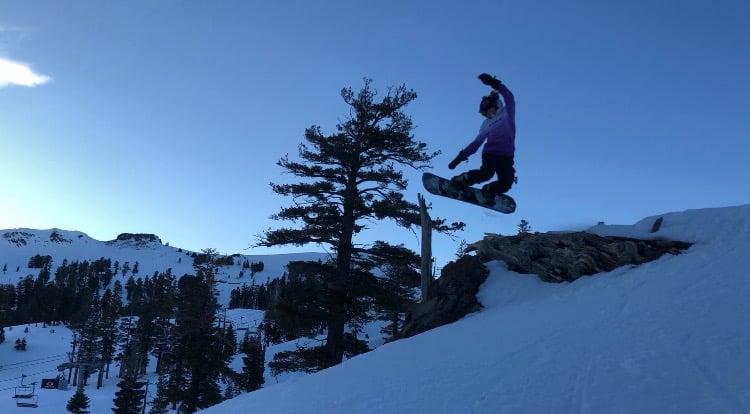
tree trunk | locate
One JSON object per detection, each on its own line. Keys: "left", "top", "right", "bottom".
{"left": 323, "top": 244, "right": 352, "bottom": 367}
{"left": 324, "top": 312, "right": 346, "bottom": 367}
{"left": 419, "top": 194, "right": 432, "bottom": 302}
{"left": 324, "top": 179, "right": 357, "bottom": 367}
{"left": 97, "top": 367, "right": 104, "bottom": 389}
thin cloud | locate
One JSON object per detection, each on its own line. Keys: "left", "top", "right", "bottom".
{"left": 0, "top": 58, "right": 51, "bottom": 88}
{"left": 0, "top": 23, "right": 35, "bottom": 55}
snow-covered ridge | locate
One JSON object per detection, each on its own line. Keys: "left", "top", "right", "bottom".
{"left": 2, "top": 229, "right": 165, "bottom": 249}
{"left": 0, "top": 228, "right": 329, "bottom": 302}
{"left": 2, "top": 228, "right": 92, "bottom": 247}
{"left": 3, "top": 205, "right": 750, "bottom": 413}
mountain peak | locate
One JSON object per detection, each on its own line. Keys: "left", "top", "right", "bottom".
{"left": 111, "top": 233, "right": 162, "bottom": 243}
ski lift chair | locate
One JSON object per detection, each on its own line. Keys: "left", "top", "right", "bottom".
{"left": 15, "top": 394, "right": 39, "bottom": 408}
{"left": 13, "top": 376, "right": 39, "bottom": 408}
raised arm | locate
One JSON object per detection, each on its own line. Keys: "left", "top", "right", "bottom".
{"left": 478, "top": 73, "right": 514, "bottom": 121}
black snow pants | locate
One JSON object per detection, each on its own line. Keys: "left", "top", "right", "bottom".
{"left": 465, "top": 153, "right": 515, "bottom": 195}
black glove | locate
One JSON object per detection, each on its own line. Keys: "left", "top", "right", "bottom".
{"left": 448, "top": 151, "right": 468, "bottom": 170}
{"left": 478, "top": 73, "right": 501, "bottom": 89}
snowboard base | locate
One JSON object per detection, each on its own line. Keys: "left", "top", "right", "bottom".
{"left": 422, "top": 172, "right": 516, "bottom": 214}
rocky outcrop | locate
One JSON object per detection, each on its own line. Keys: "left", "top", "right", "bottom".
{"left": 400, "top": 227, "right": 692, "bottom": 338}
{"left": 401, "top": 255, "right": 488, "bottom": 338}
{"left": 469, "top": 231, "right": 692, "bottom": 283}
{"left": 2, "top": 231, "right": 33, "bottom": 246}
{"left": 106, "top": 233, "right": 163, "bottom": 247}
{"left": 114, "top": 233, "right": 161, "bottom": 243}
{"left": 49, "top": 230, "right": 72, "bottom": 244}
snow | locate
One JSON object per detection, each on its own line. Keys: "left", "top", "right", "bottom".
{"left": 2, "top": 205, "right": 750, "bottom": 413}
{"left": 0, "top": 228, "right": 330, "bottom": 305}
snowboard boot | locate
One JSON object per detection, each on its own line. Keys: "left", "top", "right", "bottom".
{"left": 450, "top": 173, "right": 470, "bottom": 187}
{"left": 480, "top": 184, "right": 498, "bottom": 206}
{"left": 440, "top": 173, "right": 468, "bottom": 198}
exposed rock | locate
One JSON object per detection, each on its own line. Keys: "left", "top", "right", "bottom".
{"left": 2, "top": 231, "right": 32, "bottom": 246}
{"left": 400, "top": 229, "right": 692, "bottom": 338}
{"left": 114, "top": 233, "right": 161, "bottom": 242}
{"left": 650, "top": 216, "right": 664, "bottom": 233}
{"left": 107, "top": 233, "right": 163, "bottom": 247}
{"left": 49, "top": 230, "right": 72, "bottom": 244}
{"left": 469, "top": 231, "right": 691, "bottom": 283}
{"left": 400, "top": 255, "right": 488, "bottom": 338}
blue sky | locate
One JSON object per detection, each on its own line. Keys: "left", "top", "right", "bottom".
{"left": 1, "top": 0, "right": 749, "bottom": 265}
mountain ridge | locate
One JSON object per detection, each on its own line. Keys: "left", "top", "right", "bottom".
{"left": 0, "top": 227, "right": 330, "bottom": 306}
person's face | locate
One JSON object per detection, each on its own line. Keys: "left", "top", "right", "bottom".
{"left": 482, "top": 106, "right": 497, "bottom": 119}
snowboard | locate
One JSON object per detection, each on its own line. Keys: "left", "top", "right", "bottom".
{"left": 422, "top": 172, "right": 516, "bottom": 214}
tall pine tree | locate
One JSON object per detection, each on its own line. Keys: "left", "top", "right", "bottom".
{"left": 98, "top": 288, "right": 122, "bottom": 386}
{"left": 74, "top": 291, "right": 102, "bottom": 387}
{"left": 112, "top": 376, "right": 146, "bottom": 414}
{"left": 148, "top": 374, "right": 170, "bottom": 414}
{"left": 163, "top": 249, "right": 229, "bottom": 413}
{"left": 258, "top": 79, "right": 463, "bottom": 368}
{"left": 66, "top": 385, "right": 91, "bottom": 414}
{"left": 240, "top": 333, "right": 265, "bottom": 392}
{"left": 368, "top": 242, "right": 421, "bottom": 341}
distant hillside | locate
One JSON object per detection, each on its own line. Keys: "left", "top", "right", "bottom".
{"left": 0, "top": 228, "right": 330, "bottom": 305}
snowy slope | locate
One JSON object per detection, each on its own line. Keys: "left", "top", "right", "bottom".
{"left": 200, "top": 205, "right": 750, "bottom": 414}
{"left": 2, "top": 205, "right": 750, "bottom": 413}
{"left": 0, "top": 309, "right": 266, "bottom": 413}
{"left": 0, "top": 228, "right": 330, "bottom": 304}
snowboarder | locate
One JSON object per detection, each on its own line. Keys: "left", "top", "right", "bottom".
{"left": 448, "top": 73, "right": 516, "bottom": 201}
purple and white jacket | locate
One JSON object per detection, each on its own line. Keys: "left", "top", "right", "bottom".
{"left": 462, "top": 83, "right": 516, "bottom": 157}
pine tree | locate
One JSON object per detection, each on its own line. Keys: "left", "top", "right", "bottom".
{"left": 517, "top": 219, "right": 532, "bottom": 235}
{"left": 98, "top": 288, "right": 122, "bottom": 385}
{"left": 258, "top": 79, "right": 463, "bottom": 368}
{"left": 112, "top": 376, "right": 146, "bottom": 414}
{"left": 74, "top": 291, "right": 103, "bottom": 387}
{"left": 118, "top": 334, "right": 146, "bottom": 384}
{"left": 223, "top": 323, "right": 237, "bottom": 359}
{"left": 240, "top": 334, "right": 265, "bottom": 392}
{"left": 369, "top": 242, "right": 421, "bottom": 340}
{"left": 14, "top": 337, "right": 27, "bottom": 350}
{"left": 163, "top": 249, "right": 228, "bottom": 412}
{"left": 140, "top": 270, "right": 177, "bottom": 375}
{"left": 66, "top": 386, "right": 91, "bottom": 414}
{"left": 148, "top": 375, "right": 170, "bottom": 414}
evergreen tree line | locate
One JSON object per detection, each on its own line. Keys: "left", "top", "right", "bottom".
{"left": 1, "top": 251, "right": 265, "bottom": 414}
{"left": 242, "top": 259, "right": 265, "bottom": 276}
{"left": 227, "top": 281, "right": 270, "bottom": 310}
{"left": 27, "top": 254, "right": 53, "bottom": 268}
{"left": 0, "top": 257, "right": 142, "bottom": 327}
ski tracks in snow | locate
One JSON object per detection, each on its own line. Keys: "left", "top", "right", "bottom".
{"left": 687, "top": 354, "right": 749, "bottom": 413}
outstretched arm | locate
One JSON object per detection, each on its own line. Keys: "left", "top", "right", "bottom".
{"left": 495, "top": 82, "right": 515, "bottom": 121}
